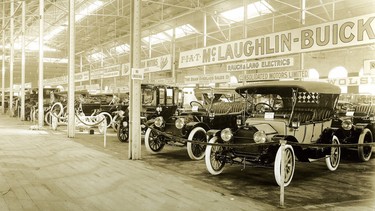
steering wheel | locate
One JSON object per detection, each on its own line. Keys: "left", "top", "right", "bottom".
{"left": 190, "top": 101, "right": 204, "bottom": 108}
{"left": 254, "top": 102, "right": 274, "bottom": 113}
{"left": 340, "top": 102, "right": 354, "bottom": 110}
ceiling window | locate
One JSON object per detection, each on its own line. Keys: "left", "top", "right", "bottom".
{"left": 143, "top": 24, "right": 198, "bottom": 46}
{"left": 110, "top": 44, "right": 130, "bottom": 55}
{"left": 88, "top": 51, "right": 106, "bottom": 61}
{"left": 219, "top": 0, "right": 274, "bottom": 24}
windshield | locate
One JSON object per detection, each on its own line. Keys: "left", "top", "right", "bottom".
{"left": 247, "top": 94, "right": 286, "bottom": 113}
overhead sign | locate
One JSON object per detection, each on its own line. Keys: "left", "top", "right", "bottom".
{"left": 75, "top": 71, "right": 89, "bottom": 82}
{"left": 122, "top": 55, "right": 172, "bottom": 76}
{"left": 227, "top": 57, "right": 294, "bottom": 71}
{"left": 238, "top": 70, "right": 308, "bottom": 82}
{"left": 326, "top": 76, "right": 375, "bottom": 86}
{"left": 142, "top": 55, "right": 172, "bottom": 73}
{"left": 179, "top": 13, "right": 375, "bottom": 68}
{"left": 364, "top": 60, "right": 375, "bottom": 75}
{"left": 184, "top": 73, "right": 230, "bottom": 84}
{"left": 131, "top": 68, "right": 144, "bottom": 80}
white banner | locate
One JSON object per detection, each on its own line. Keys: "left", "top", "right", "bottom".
{"left": 75, "top": 71, "right": 89, "bottom": 82}
{"left": 227, "top": 57, "right": 294, "bottom": 71}
{"left": 184, "top": 73, "right": 231, "bottom": 84}
{"left": 364, "top": 60, "right": 375, "bottom": 75}
{"left": 142, "top": 55, "right": 172, "bottom": 73}
{"left": 179, "top": 13, "right": 375, "bottom": 68}
{"left": 326, "top": 76, "right": 375, "bottom": 86}
{"left": 238, "top": 70, "right": 308, "bottom": 82}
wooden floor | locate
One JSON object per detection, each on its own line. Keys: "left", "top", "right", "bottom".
{"left": 0, "top": 113, "right": 374, "bottom": 210}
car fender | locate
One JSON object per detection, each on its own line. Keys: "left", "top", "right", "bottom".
{"left": 185, "top": 122, "right": 210, "bottom": 133}
{"left": 206, "top": 129, "right": 221, "bottom": 140}
{"left": 271, "top": 135, "right": 309, "bottom": 162}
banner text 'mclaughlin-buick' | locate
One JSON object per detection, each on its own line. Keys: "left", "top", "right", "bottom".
{"left": 179, "top": 14, "right": 375, "bottom": 69}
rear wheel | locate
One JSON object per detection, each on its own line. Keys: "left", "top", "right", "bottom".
{"left": 325, "top": 135, "right": 340, "bottom": 171}
{"left": 358, "top": 128, "right": 373, "bottom": 162}
{"left": 205, "top": 137, "right": 225, "bottom": 175}
{"left": 274, "top": 145, "right": 295, "bottom": 187}
{"left": 187, "top": 127, "right": 207, "bottom": 160}
{"left": 144, "top": 128, "right": 165, "bottom": 154}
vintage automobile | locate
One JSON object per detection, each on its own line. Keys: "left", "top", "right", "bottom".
{"left": 332, "top": 94, "right": 374, "bottom": 162}
{"left": 205, "top": 81, "right": 342, "bottom": 186}
{"left": 144, "top": 87, "right": 245, "bottom": 160}
{"left": 116, "top": 84, "right": 183, "bottom": 142}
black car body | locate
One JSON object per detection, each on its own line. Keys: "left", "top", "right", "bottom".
{"left": 144, "top": 87, "right": 245, "bottom": 160}
{"left": 332, "top": 94, "right": 374, "bottom": 161}
{"left": 116, "top": 84, "right": 183, "bottom": 142}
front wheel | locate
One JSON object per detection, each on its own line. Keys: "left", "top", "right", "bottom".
{"left": 325, "top": 135, "right": 341, "bottom": 171}
{"left": 144, "top": 128, "right": 165, "bottom": 154}
{"left": 187, "top": 127, "right": 207, "bottom": 160}
{"left": 274, "top": 145, "right": 295, "bottom": 187}
{"left": 117, "top": 121, "right": 129, "bottom": 142}
{"left": 205, "top": 137, "right": 225, "bottom": 175}
{"left": 358, "top": 128, "right": 373, "bottom": 162}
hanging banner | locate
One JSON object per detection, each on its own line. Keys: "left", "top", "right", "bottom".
{"left": 75, "top": 71, "right": 89, "bottom": 82}
{"left": 179, "top": 13, "right": 375, "bottom": 68}
{"left": 326, "top": 76, "right": 375, "bottom": 86}
{"left": 43, "top": 76, "right": 68, "bottom": 86}
{"left": 238, "top": 70, "right": 308, "bottom": 82}
{"left": 227, "top": 57, "right": 294, "bottom": 71}
{"left": 364, "top": 60, "right": 375, "bottom": 75}
{"left": 142, "top": 54, "right": 172, "bottom": 73}
{"left": 184, "top": 73, "right": 231, "bottom": 84}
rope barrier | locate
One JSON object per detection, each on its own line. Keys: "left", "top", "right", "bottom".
{"left": 148, "top": 127, "right": 375, "bottom": 148}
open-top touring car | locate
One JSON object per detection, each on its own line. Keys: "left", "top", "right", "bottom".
{"left": 205, "top": 81, "right": 342, "bottom": 186}
{"left": 144, "top": 87, "right": 245, "bottom": 160}
{"left": 332, "top": 93, "right": 375, "bottom": 161}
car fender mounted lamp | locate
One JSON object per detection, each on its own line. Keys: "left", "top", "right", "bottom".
{"left": 156, "top": 106, "right": 163, "bottom": 115}
{"left": 291, "top": 118, "right": 300, "bottom": 129}
{"left": 154, "top": 116, "right": 165, "bottom": 128}
{"left": 341, "top": 119, "right": 353, "bottom": 130}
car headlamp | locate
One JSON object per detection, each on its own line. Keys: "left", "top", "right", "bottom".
{"left": 220, "top": 128, "right": 233, "bottom": 142}
{"left": 154, "top": 116, "right": 164, "bottom": 128}
{"left": 175, "top": 118, "right": 185, "bottom": 129}
{"left": 341, "top": 119, "right": 353, "bottom": 130}
{"left": 122, "top": 121, "right": 128, "bottom": 127}
{"left": 253, "top": 130, "right": 267, "bottom": 143}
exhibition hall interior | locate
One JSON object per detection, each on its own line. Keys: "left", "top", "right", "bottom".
{"left": 0, "top": 0, "right": 375, "bottom": 210}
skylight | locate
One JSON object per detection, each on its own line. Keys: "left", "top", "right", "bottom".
{"left": 44, "top": 0, "right": 104, "bottom": 41}
{"left": 220, "top": 0, "right": 274, "bottom": 23}
{"left": 111, "top": 44, "right": 130, "bottom": 55}
{"left": 142, "top": 32, "right": 170, "bottom": 45}
{"left": 76, "top": 1, "right": 104, "bottom": 22}
{"left": 43, "top": 58, "right": 68, "bottom": 63}
{"left": 88, "top": 52, "right": 106, "bottom": 61}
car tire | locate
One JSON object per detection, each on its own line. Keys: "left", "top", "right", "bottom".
{"left": 187, "top": 127, "right": 207, "bottom": 160}
{"left": 358, "top": 128, "right": 373, "bottom": 162}
{"left": 274, "top": 144, "right": 295, "bottom": 187}
{"left": 144, "top": 128, "right": 165, "bottom": 154}
{"left": 325, "top": 135, "right": 340, "bottom": 171}
{"left": 205, "top": 137, "right": 225, "bottom": 175}
{"left": 117, "top": 121, "right": 129, "bottom": 142}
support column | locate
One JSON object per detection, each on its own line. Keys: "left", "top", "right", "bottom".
{"left": 129, "top": 0, "right": 142, "bottom": 160}
{"left": 1, "top": 3, "right": 6, "bottom": 114}
{"left": 38, "top": 0, "right": 44, "bottom": 128}
{"left": 20, "top": 0, "right": 26, "bottom": 120}
{"left": 67, "top": 0, "right": 76, "bottom": 138}
{"left": 9, "top": 0, "right": 14, "bottom": 117}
